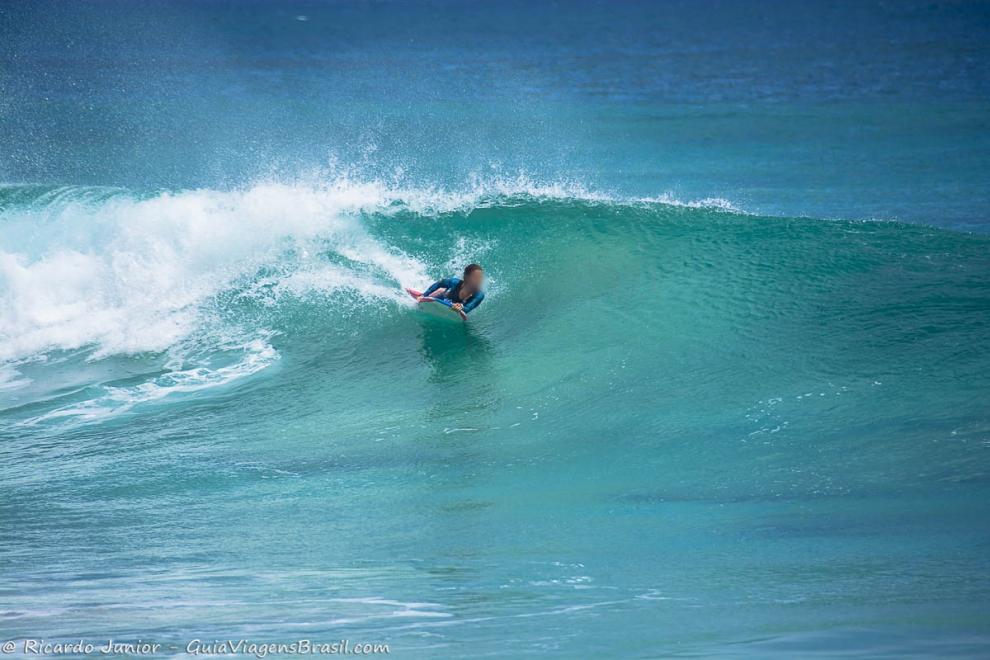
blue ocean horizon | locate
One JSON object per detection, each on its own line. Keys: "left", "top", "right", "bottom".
{"left": 1, "top": 1, "right": 989, "bottom": 657}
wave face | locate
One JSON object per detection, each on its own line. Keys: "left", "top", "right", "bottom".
{"left": 2, "top": 180, "right": 990, "bottom": 655}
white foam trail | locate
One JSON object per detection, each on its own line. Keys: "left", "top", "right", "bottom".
{"left": 0, "top": 364, "right": 30, "bottom": 391}
{"left": 19, "top": 338, "right": 279, "bottom": 426}
{"left": 0, "top": 182, "right": 431, "bottom": 365}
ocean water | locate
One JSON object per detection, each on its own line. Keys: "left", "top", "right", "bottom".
{"left": 2, "top": 1, "right": 990, "bottom": 657}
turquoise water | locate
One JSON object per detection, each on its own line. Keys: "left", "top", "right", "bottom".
{"left": 2, "top": 1, "right": 990, "bottom": 657}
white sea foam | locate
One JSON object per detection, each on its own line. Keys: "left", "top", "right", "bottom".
{"left": 0, "top": 181, "right": 435, "bottom": 365}
{"left": 0, "top": 364, "right": 30, "bottom": 391}
{"left": 19, "top": 336, "right": 279, "bottom": 426}
{"left": 0, "top": 179, "right": 445, "bottom": 421}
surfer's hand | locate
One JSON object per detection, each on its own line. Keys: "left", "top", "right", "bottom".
{"left": 452, "top": 303, "right": 464, "bottom": 311}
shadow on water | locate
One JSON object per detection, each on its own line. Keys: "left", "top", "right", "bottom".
{"left": 415, "top": 319, "right": 499, "bottom": 422}
{"left": 417, "top": 319, "right": 495, "bottom": 385}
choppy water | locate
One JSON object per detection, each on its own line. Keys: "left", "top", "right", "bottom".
{"left": 2, "top": 1, "right": 990, "bottom": 657}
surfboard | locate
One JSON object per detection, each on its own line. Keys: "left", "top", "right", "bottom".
{"left": 405, "top": 288, "right": 468, "bottom": 321}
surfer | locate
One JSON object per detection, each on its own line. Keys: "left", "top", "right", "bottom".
{"left": 420, "top": 263, "right": 486, "bottom": 314}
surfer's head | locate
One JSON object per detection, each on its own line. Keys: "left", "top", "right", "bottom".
{"left": 464, "top": 263, "right": 484, "bottom": 290}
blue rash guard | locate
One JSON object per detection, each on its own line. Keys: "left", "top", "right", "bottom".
{"left": 422, "top": 277, "right": 485, "bottom": 314}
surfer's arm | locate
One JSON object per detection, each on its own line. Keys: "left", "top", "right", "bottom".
{"left": 422, "top": 277, "right": 455, "bottom": 298}
{"left": 461, "top": 292, "right": 484, "bottom": 313}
